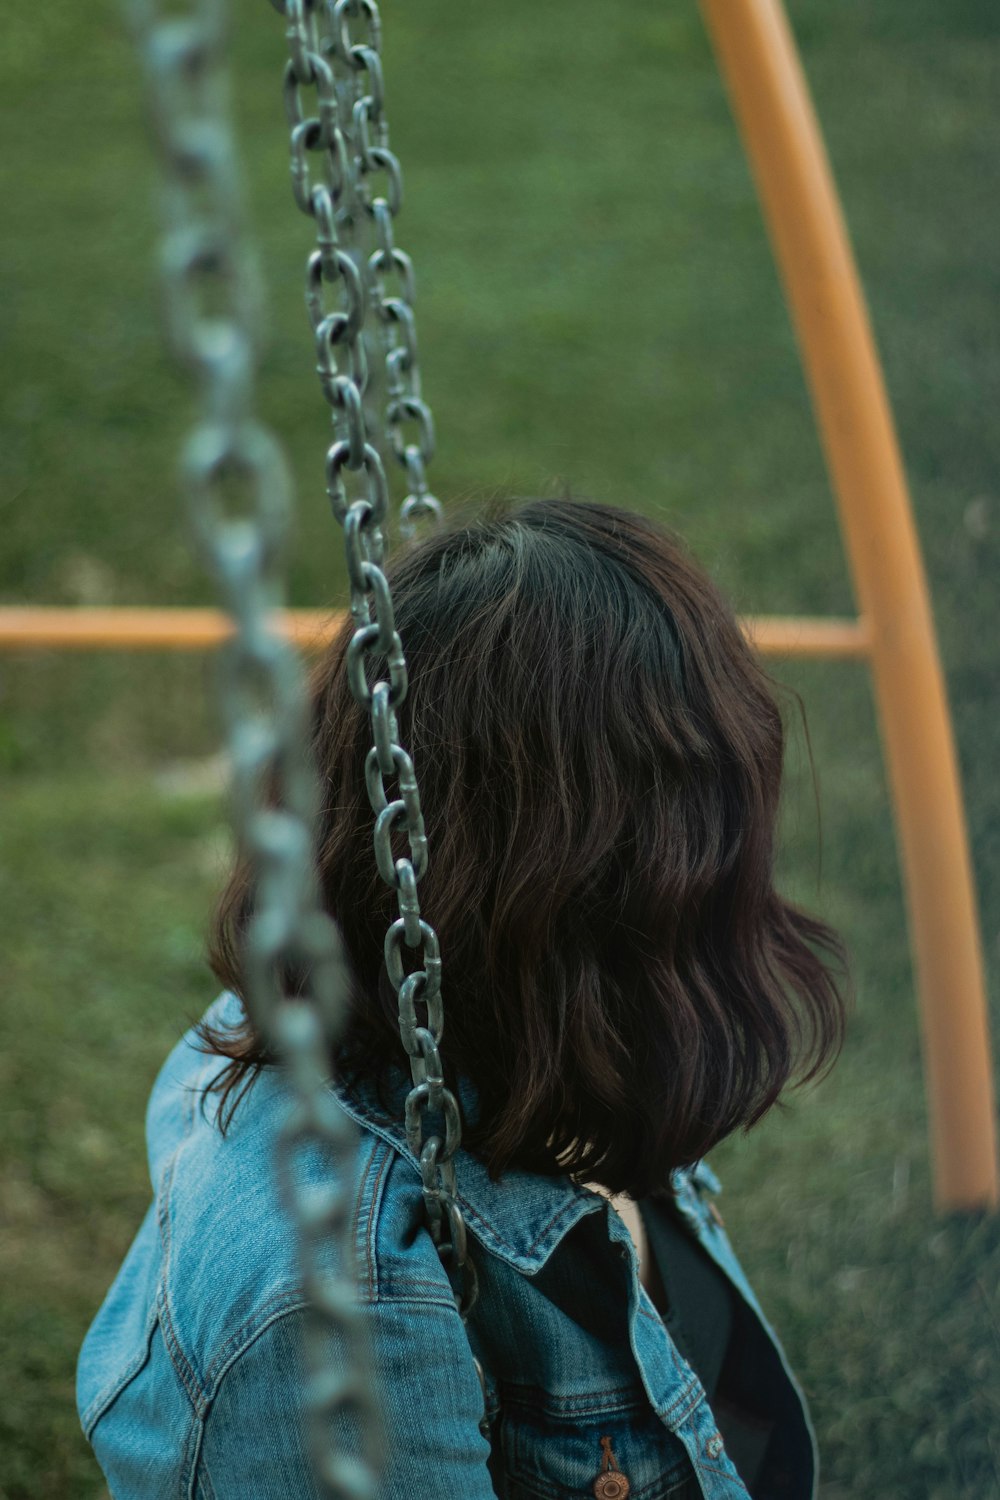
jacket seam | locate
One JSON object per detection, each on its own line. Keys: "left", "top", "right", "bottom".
{"left": 362, "top": 1139, "right": 393, "bottom": 1299}
{"left": 195, "top": 1454, "right": 217, "bottom": 1500}
{"left": 204, "top": 1289, "right": 474, "bottom": 1405}
{"left": 158, "top": 1280, "right": 207, "bottom": 1417}
{"left": 80, "top": 1298, "right": 159, "bottom": 1438}
{"left": 375, "top": 1289, "right": 458, "bottom": 1309}
{"left": 192, "top": 1285, "right": 473, "bottom": 1492}
{"left": 180, "top": 1392, "right": 206, "bottom": 1500}
{"left": 203, "top": 1285, "right": 312, "bottom": 1391}
{"left": 700, "top": 1459, "right": 750, "bottom": 1493}
{"left": 377, "top": 1278, "right": 458, "bottom": 1302}
{"left": 189, "top": 1303, "right": 308, "bottom": 1499}
{"left": 157, "top": 1068, "right": 212, "bottom": 1414}
{"left": 659, "top": 1373, "right": 703, "bottom": 1426}
{"left": 203, "top": 1297, "right": 311, "bottom": 1399}
{"left": 82, "top": 1069, "right": 204, "bottom": 1435}
{"left": 501, "top": 1380, "right": 648, "bottom": 1417}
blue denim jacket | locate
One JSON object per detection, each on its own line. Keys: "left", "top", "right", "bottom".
{"left": 78, "top": 993, "right": 817, "bottom": 1498}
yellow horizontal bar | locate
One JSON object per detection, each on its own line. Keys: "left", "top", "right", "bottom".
{"left": 0, "top": 607, "right": 337, "bottom": 652}
{"left": 0, "top": 607, "right": 872, "bottom": 659}
{"left": 741, "top": 614, "right": 871, "bottom": 658}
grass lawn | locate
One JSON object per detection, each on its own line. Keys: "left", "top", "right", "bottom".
{"left": 2, "top": 1, "right": 998, "bottom": 1496}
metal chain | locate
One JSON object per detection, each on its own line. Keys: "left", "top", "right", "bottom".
{"left": 272, "top": 0, "right": 441, "bottom": 538}
{"left": 130, "top": 2, "right": 379, "bottom": 1493}
{"left": 264, "top": 0, "right": 490, "bottom": 1435}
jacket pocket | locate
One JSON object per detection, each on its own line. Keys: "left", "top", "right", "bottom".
{"left": 495, "top": 1385, "right": 694, "bottom": 1500}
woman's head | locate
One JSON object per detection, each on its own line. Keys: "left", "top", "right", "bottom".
{"left": 208, "top": 497, "right": 848, "bottom": 1196}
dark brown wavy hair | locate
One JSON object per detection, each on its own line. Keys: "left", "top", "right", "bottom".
{"left": 203, "top": 497, "right": 848, "bottom": 1197}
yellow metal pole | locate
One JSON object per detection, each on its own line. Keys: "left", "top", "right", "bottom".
{"left": 0, "top": 606, "right": 871, "bottom": 659}
{"left": 0, "top": 607, "right": 339, "bottom": 652}
{"left": 700, "top": 0, "right": 997, "bottom": 1209}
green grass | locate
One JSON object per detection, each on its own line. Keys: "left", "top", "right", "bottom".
{"left": 2, "top": 1, "right": 999, "bottom": 1496}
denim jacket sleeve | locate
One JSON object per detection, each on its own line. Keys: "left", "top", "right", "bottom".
{"left": 195, "top": 1300, "right": 499, "bottom": 1500}
{"left": 78, "top": 1004, "right": 501, "bottom": 1500}
{"left": 82, "top": 1282, "right": 499, "bottom": 1499}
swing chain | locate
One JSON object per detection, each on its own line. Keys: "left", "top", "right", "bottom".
{"left": 131, "top": 2, "right": 379, "bottom": 1495}
{"left": 266, "top": 0, "right": 489, "bottom": 1434}
{"left": 272, "top": 0, "right": 441, "bottom": 538}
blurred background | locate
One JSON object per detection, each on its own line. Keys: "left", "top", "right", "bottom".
{"left": 2, "top": 1, "right": 998, "bottom": 1496}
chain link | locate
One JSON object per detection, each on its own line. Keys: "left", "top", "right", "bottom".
{"left": 264, "top": 0, "right": 489, "bottom": 1436}
{"left": 277, "top": 0, "right": 444, "bottom": 538}
{"left": 130, "top": 2, "right": 380, "bottom": 1493}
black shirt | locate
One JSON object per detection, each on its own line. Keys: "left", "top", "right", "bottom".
{"left": 640, "top": 1194, "right": 777, "bottom": 1492}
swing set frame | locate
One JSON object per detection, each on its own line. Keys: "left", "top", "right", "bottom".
{"left": 5, "top": 0, "right": 996, "bottom": 1211}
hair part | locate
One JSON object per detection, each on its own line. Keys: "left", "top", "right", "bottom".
{"left": 202, "top": 497, "right": 849, "bottom": 1197}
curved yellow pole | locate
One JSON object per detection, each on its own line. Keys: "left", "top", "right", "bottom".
{"left": 700, "top": 0, "right": 997, "bottom": 1209}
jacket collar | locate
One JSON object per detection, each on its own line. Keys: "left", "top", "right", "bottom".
{"left": 203, "top": 990, "right": 609, "bottom": 1274}
{"left": 331, "top": 1063, "right": 608, "bottom": 1275}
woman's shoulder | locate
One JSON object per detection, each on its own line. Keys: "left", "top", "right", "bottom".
{"left": 148, "top": 995, "right": 461, "bottom": 1376}
{"left": 81, "top": 996, "right": 504, "bottom": 1495}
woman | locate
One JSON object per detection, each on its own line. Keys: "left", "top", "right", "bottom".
{"left": 78, "top": 498, "right": 848, "bottom": 1498}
